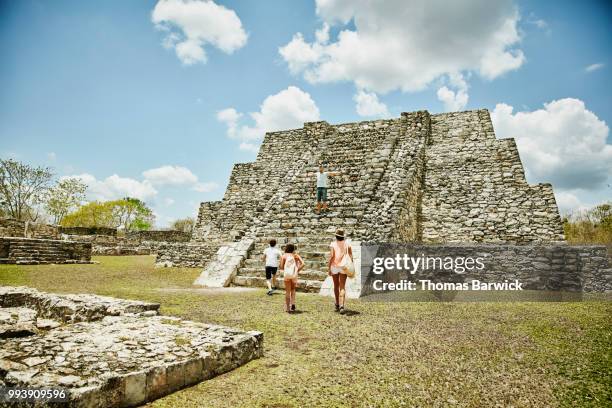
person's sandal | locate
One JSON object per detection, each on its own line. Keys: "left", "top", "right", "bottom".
{"left": 339, "top": 306, "right": 346, "bottom": 315}
{"left": 291, "top": 304, "right": 296, "bottom": 311}
{"left": 267, "top": 290, "right": 273, "bottom": 296}
{"left": 335, "top": 304, "right": 340, "bottom": 312}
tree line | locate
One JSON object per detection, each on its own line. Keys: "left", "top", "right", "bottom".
{"left": 0, "top": 158, "right": 199, "bottom": 232}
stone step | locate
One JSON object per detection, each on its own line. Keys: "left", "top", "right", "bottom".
{"left": 236, "top": 266, "right": 328, "bottom": 281}
{"left": 252, "top": 242, "right": 331, "bottom": 252}
{"left": 243, "top": 258, "right": 327, "bottom": 269}
{"left": 232, "top": 275, "right": 323, "bottom": 293}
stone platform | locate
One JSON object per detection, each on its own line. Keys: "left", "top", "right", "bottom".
{"left": 0, "top": 287, "right": 263, "bottom": 407}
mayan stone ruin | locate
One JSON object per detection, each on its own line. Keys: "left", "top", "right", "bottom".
{"left": 152, "top": 108, "right": 611, "bottom": 294}
{"left": 0, "top": 218, "right": 195, "bottom": 264}
{"left": 0, "top": 286, "right": 263, "bottom": 407}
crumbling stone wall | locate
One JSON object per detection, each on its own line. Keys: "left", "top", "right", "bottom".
{"left": 126, "top": 230, "right": 191, "bottom": 242}
{"left": 60, "top": 228, "right": 191, "bottom": 256}
{"left": 0, "top": 218, "right": 59, "bottom": 239}
{"left": 0, "top": 237, "right": 91, "bottom": 264}
{"left": 155, "top": 242, "right": 222, "bottom": 268}
{"left": 192, "top": 201, "right": 222, "bottom": 241}
{"left": 0, "top": 218, "right": 27, "bottom": 237}
{"left": 59, "top": 226, "right": 117, "bottom": 236}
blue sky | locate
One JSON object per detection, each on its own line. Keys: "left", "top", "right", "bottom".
{"left": 1, "top": 0, "right": 610, "bottom": 226}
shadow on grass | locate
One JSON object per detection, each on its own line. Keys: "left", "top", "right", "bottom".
{"left": 342, "top": 310, "right": 361, "bottom": 317}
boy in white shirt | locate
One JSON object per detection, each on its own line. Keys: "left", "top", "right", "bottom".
{"left": 262, "top": 239, "right": 282, "bottom": 295}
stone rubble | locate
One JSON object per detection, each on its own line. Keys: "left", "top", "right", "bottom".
{"left": 0, "top": 286, "right": 263, "bottom": 407}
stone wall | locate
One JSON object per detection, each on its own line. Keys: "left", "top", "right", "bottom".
{"left": 127, "top": 230, "right": 191, "bottom": 242}
{"left": 60, "top": 229, "right": 191, "bottom": 256}
{"left": 192, "top": 201, "right": 223, "bottom": 241}
{"left": 0, "top": 218, "right": 59, "bottom": 240}
{"left": 361, "top": 244, "right": 611, "bottom": 295}
{"left": 0, "top": 237, "right": 92, "bottom": 264}
{"left": 59, "top": 226, "right": 117, "bottom": 236}
{"left": 155, "top": 242, "right": 221, "bottom": 268}
{"left": 0, "top": 218, "right": 27, "bottom": 237}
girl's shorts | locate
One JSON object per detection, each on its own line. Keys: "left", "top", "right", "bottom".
{"left": 330, "top": 266, "right": 344, "bottom": 275}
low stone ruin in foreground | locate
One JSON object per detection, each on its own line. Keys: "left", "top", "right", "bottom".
{"left": 0, "top": 286, "right": 263, "bottom": 407}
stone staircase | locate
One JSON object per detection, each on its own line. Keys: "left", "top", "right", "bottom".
{"left": 233, "top": 234, "right": 332, "bottom": 292}
{"left": 230, "top": 124, "right": 401, "bottom": 291}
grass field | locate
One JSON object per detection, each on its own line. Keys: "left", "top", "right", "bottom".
{"left": 0, "top": 256, "right": 610, "bottom": 407}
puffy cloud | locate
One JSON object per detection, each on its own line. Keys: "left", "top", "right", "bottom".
{"left": 69, "top": 174, "right": 158, "bottom": 202}
{"left": 216, "top": 108, "right": 242, "bottom": 138}
{"left": 152, "top": 0, "right": 248, "bottom": 65}
{"left": 143, "top": 165, "right": 198, "bottom": 186}
{"left": 585, "top": 63, "right": 604, "bottom": 73}
{"left": 437, "top": 73, "right": 469, "bottom": 111}
{"left": 491, "top": 98, "right": 612, "bottom": 190}
{"left": 218, "top": 86, "right": 320, "bottom": 151}
{"left": 554, "top": 191, "right": 589, "bottom": 215}
{"left": 353, "top": 90, "right": 389, "bottom": 117}
{"left": 280, "top": 0, "right": 524, "bottom": 94}
{"left": 68, "top": 164, "right": 218, "bottom": 203}
{"left": 437, "top": 87, "right": 468, "bottom": 112}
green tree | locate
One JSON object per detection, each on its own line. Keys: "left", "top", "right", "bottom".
{"left": 45, "top": 177, "right": 87, "bottom": 224}
{"left": 563, "top": 201, "right": 612, "bottom": 246}
{"left": 113, "top": 197, "right": 154, "bottom": 232}
{"left": 61, "top": 201, "right": 116, "bottom": 228}
{"left": 61, "top": 197, "right": 155, "bottom": 232}
{"left": 0, "top": 158, "right": 53, "bottom": 221}
{"left": 171, "top": 217, "right": 195, "bottom": 233}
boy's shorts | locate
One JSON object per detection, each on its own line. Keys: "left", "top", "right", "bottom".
{"left": 316, "top": 187, "right": 328, "bottom": 202}
{"left": 265, "top": 266, "right": 278, "bottom": 280}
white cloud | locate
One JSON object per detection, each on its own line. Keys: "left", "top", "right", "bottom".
{"left": 279, "top": 0, "right": 524, "bottom": 95}
{"left": 143, "top": 165, "right": 198, "bottom": 186}
{"left": 67, "top": 164, "right": 218, "bottom": 204}
{"left": 218, "top": 86, "right": 320, "bottom": 152}
{"left": 69, "top": 174, "right": 158, "bottom": 202}
{"left": 152, "top": 0, "right": 248, "bottom": 65}
{"left": 192, "top": 182, "right": 218, "bottom": 192}
{"left": 554, "top": 191, "right": 588, "bottom": 215}
{"left": 491, "top": 98, "right": 612, "bottom": 190}
{"left": 47, "top": 152, "right": 57, "bottom": 162}
{"left": 216, "top": 108, "right": 242, "bottom": 138}
{"left": 437, "top": 73, "right": 469, "bottom": 111}
{"left": 585, "top": 63, "right": 604, "bottom": 73}
{"left": 437, "top": 87, "right": 468, "bottom": 112}
{"left": 353, "top": 90, "right": 389, "bottom": 117}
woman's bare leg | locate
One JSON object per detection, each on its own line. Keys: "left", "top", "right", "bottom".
{"left": 290, "top": 280, "right": 296, "bottom": 308}
{"left": 339, "top": 273, "right": 348, "bottom": 307}
{"left": 284, "top": 280, "right": 291, "bottom": 311}
{"left": 332, "top": 274, "right": 340, "bottom": 305}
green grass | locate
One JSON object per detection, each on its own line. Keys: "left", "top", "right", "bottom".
{"left": 1, "top": 256, "right": 610, "bottom": 407}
